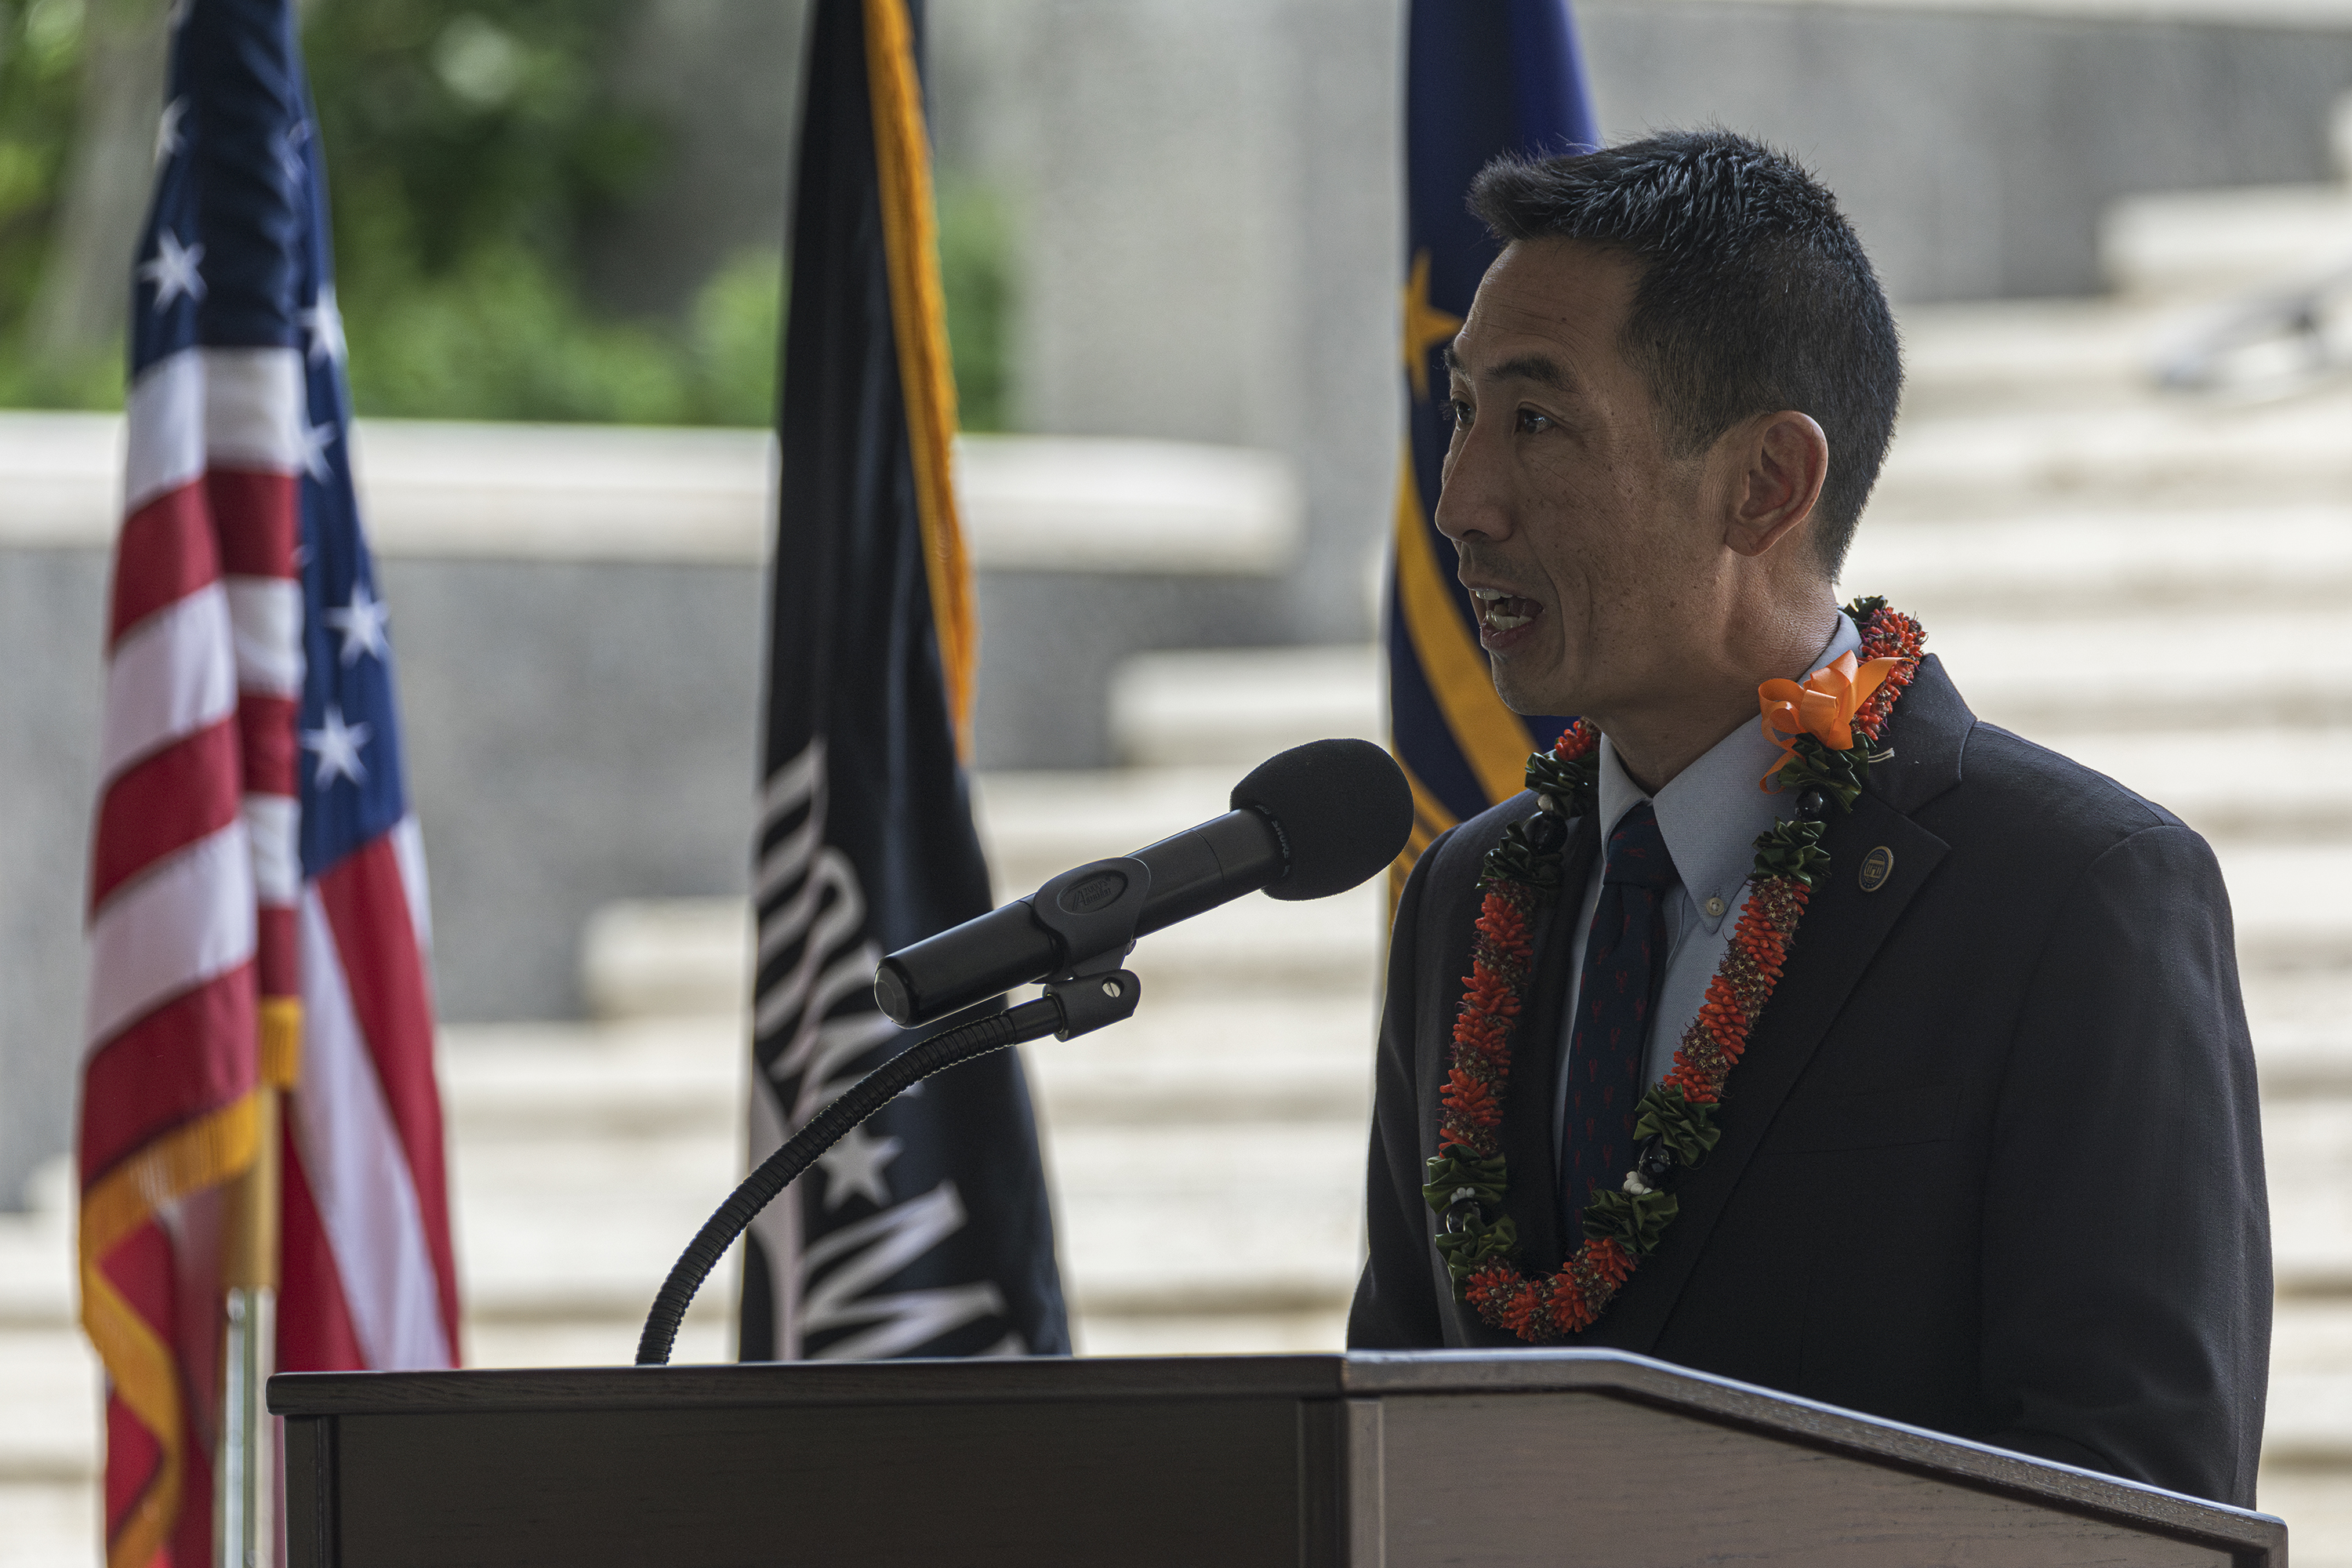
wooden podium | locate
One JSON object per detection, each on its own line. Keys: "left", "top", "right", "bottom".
{"left": 268, "top": 1348, "right": 2284, "bottom": 1566}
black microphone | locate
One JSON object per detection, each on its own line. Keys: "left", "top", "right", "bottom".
{"left": 873, "top": 737, "right": 1413, "bottom": 1027}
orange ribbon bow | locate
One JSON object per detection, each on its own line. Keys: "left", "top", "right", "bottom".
{"left": 1757, "top": 650, "right": 1901, "bottom": 789}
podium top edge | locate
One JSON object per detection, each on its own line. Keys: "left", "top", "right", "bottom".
{"left": 267, "top": 1347, "right": 1739, "bottom": 1416}
{"left": 270, "top": 1349, "right": 1363, "bottom": 1416}
{"left": 267, "top": 1348, "right": 2281, "bottom": 1550}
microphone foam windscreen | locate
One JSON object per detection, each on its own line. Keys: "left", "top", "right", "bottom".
{"left": 1230, "top": 738, "right": 1414, "bottom": 902}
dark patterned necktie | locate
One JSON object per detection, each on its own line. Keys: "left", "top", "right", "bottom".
{"left": 1563, "top": 800, "right": 1679, "bottom": 1220}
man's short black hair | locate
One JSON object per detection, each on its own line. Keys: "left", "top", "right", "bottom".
{"left": 1468, "top": 129, "right": 1901, "bottom": 577}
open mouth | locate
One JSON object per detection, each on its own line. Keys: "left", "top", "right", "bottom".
{"left": 1468, "top": 588, "right": 1540, "bottom": 633}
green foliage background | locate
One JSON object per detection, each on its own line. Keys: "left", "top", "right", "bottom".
{"left": 0, "top": 0, "right": 1016, "bottom": 429}
{"left": 0, "top": 0, "right": 109, "bottom": 408}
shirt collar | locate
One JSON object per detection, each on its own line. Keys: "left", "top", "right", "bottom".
{"left": 1593, "top": 612, "right": 1863, "bottom": 934}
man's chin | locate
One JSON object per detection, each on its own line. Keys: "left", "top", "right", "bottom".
{"left": 1488, "top": 661, "right": 1574, "bottom": 719}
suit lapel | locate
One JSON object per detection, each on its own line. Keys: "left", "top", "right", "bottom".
{"left": 1595, "top": 654, "right": 1973, "bottom": 1355}
{"left": 1493, "top": 808, "right": 1599, "bottom": 1278}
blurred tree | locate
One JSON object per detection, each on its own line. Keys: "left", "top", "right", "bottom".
{"left": 0, "top": 0, "right": 154, "bottom": 407}
{"left": 938, "top": 175, "right": 1013, "bottom": 434}
{"left": 305, "top": 0, "right": 688, "bottom": 422}
{"left": 0, "top": 0, "right": 1017, "bottom": 429}
{"left": 688, "top": 245, "right": 786, "bottom": 428}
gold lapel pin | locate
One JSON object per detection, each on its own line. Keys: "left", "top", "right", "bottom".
{"left": 1859, "top": 845, "right": 1895, "bottom": 893}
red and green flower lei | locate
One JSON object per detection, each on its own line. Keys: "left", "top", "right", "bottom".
{"left": 1423, "top": 597, "right": 1926, "bottom": 1342}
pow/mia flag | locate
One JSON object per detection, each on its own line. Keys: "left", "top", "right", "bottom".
{"left": 739, "top": 0, "right": 1069, "bottom": 1362}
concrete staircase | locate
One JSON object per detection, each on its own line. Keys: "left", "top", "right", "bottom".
{"left": 0, "top": 1162, "right": 93, "bottom": 1566}
{"left": 5, "top": 171, "right": 2350, "bottom": 1566}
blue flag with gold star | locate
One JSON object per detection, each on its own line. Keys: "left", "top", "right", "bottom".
{"left": 1388, "top": 0, "right": 1599, "bottom": 890}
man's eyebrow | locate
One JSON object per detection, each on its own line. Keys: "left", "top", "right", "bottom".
{"left": 1442, "top": 344, "right": 1577, "bottom": 395}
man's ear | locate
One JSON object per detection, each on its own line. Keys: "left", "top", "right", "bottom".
{"left": 1723, "top": 411, "right": 1829, "bottom": 560}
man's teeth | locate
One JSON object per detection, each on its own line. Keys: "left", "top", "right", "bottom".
{"left": 1471, "top": 589, "right": 1533, "bottom": 632}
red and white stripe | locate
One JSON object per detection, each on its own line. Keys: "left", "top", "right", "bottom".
{"left": 281, "top": 828, "right": 459, "bottom": 1370}
{"left": 139, "top": 349, "right": 309, "bottom": 1008}
{"left": 82, "top": 343, "right": 304, "bottom": 1568}
{"left": 87, "top": 345, "right": 305, "bottom": 1076}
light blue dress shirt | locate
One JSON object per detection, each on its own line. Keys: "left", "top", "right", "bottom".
{"left": 1553, "top": 613, "right": 1863, "bottom": 1170}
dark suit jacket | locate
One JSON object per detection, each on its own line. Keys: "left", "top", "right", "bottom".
{"left": 1349, "top": 655, "right": 2271, "bottom": 1506}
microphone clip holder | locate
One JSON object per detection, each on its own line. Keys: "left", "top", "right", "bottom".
{"left": 1028, "top": 856, "right": 1150, "bottom": 1040}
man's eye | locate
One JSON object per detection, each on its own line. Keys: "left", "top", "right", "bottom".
{"left": 1516, "top": 408, "right": 1553, "bottom": 434}
{"left": 1443, "top": 398, "right": 1472, "bottom": 431}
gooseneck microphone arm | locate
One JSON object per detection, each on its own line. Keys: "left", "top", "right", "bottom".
{"left": 635, "top": 996, "right": 1059, "bottom": 1367}
{"left": 635, "top": 858, "right": 1154, "bottom": 1367}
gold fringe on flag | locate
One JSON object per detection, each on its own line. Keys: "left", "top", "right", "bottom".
{"left": 862, "top": 0, "right": 979, "bottom": 755}
{"left": 260, "top": 995, "right": 303, "bottom": 1088}
{"left": 78, "top": 1090, "right": 260, "bottom": 1568}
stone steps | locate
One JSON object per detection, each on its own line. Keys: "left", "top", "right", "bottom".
{"left": 2099, "top": 182, "right": 2352, "bottom": 303}
{"left": 1869, "top": 385, "right": 2352, "bottom": 517}
{"left": 0, "top": 1173, "right": 105, "bottom": 1555}
{"left": 1106, "top": 645, "right": 2352, "bottom": 838}
{"left": 0, "top": 1162, "right": 71, "bottom": 1333}
{"left": 1847, "top": 506, "right": 2352, "bottom": 615}
{"left": 2056, "top": 731, "right": 2352, "bottom": 845}
{"left": 1097, "top": 503, "right": 2352, "bottom": 768}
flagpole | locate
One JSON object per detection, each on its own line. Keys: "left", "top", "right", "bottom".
{"left": 218, "top": 1077, "right": 280, "bottom": 1568}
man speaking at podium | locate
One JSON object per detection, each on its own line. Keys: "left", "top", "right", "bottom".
{"left": 1350, "top": 131, "right": 2272, "bottom": 1508}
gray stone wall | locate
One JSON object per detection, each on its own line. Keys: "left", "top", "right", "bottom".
{"left": 0, "top": 550, "right": 108, "bottom": 1212}
{"left": 972, "top": 572, "right": 1288, "bottom": 769}
{"left": 1580, "top": 4, "right": 2352, "bottom": 303}
{"left": 927, "top": 0, "right": 1400, "bottom": 647}
{"left": 379, "top": 558, "right": 763, "bottom": 1024}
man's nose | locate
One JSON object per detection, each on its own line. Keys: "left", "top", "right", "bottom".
{"left": 1433, "top": 420, "right": 1512, "bottom": 546}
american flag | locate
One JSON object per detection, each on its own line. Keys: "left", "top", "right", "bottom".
{"left": 76, "top": 2, "right": 458, "bottom": 1561}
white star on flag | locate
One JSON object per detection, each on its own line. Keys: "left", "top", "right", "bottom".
{"left": 296, "top": 418, "right": 337, "bottom": 481}
{"left": 325, "top": 582, "right": 390, "bottom": 667}
{"left": 154, "top": 97, "right": 188, "bottom": 167}
{"left": 303, "top": 283, "right": 347, "bottom": 365}
{"left": 815, "top": 1123, "right": 903, "bottom": 1210}
{"left": 139, "top": 230, "right": 205, "bottom": 312}
{"left": 302, "top": 704, "right": 372, "bottom": 787}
